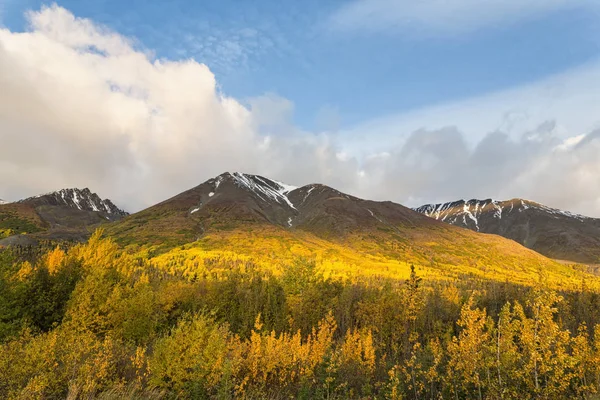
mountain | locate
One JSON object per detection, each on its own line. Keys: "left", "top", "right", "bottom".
{"left": 0, "top": 188, "right": 127, "bottom": 246}
{"left": 19, "top": 188, "right": 127, "bottom": 221}
{"left": 109, "top": 171, "right": 437, "bottom": 243}
{"left": 414, "top": 198, "right": 600, "bottom": 264}
{"left": 106, "top": 172, "right": 586, "bottom": 288}
{"left": 0, "top": 199, "right": 7, "bottom": 205}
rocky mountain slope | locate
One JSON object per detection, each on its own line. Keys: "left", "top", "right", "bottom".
{"left": 0, "top": 188, "right": 127, "bottom": 246}
{"left": 414, "top": 199, "right": 600, "bottom": 264}
{"left": 19, "top": 188, "right": 127, "bottom": 220}
{"left": 110, "top": 172, "right": 436, "bottom": 243}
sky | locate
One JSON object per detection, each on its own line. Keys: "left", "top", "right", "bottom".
{"left": 1, "top": 1, "right": 600, "bottom": 216}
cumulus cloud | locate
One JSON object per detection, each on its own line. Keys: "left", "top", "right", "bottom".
{"left": 2, "top": 5, "right": 600, "bottom": 218}
{"left": 0, "top": 5, "right": 356, "bottom": 211}
{"left": 328, "top": 0, "right": 597, "bottom": 36}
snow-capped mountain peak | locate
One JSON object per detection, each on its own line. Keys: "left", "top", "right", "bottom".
{"left": 220, "top": 172, "right": 298, "bottom": 210}
{"left": 413, "top": 197, "right": 600, "bottom": 263}
{"left": 20, "top": 188, "right": 128, "bottom": 217}
{"left": 414, "top": 198, "right": 590, "bottom": 232}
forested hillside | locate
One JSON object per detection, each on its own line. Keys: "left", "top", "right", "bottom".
{"left": 2, "top": 231, "right": 600, "bottom": 399}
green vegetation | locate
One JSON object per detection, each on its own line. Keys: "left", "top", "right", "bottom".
{"left": 0, "top": 204, "right": 46, "bottom": 237}
{"left": 2, "top": 231, "right": 600, "bottom": 398}
{"left": 0, "top": 216, "right": 43, "bottom": 236}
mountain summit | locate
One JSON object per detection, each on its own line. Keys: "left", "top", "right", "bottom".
{"left": 0, "top": 188, "right": 128, "bottom": 246}
{"left": 414, "top": 198, "right": 600, "bottom": 263}
{"left": 19, "top": 188, "right": 127, "bottom": 220}
{"left": 111, "top": 171, "right": 431, "bottom": 244}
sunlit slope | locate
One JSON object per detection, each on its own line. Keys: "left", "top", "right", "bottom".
{"left": 106, "top": 173, "right": 596, "bottom": 288}
{"left": 104, "top": 173, "right": 596, "bottom": 291}
{"left": 144, "top": 224, "right": 591, "bottom": 291}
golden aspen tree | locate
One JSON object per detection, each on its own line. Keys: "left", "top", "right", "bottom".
{"left": 572, "top": 323, "right": 595, "bottom": 398}
{"left": 515, "top": 289, "right": 574, "bottom": 398}
{"left": 329, "top": 328, "right": 376, "bottom": 397}
{"left": 148, "top": 313, "right": 239, "bottom": 398}
{"left": 45, "top": 246, "right": 66, "bottom": 275}
{"left": 447, "top": 295, "right": 493, "bottom": 400}
{"left": 491, "top": 302, "right": 521, "bottom": 399}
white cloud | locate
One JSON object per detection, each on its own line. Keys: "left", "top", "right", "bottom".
{"left": 0, "top": 5, "right": 354, "bottom": 211}
{"left": 329, "top": 0, "right": 596, "bottom": 36}
{"left": 3, "top": 5, "right": 600, "bottom": 219}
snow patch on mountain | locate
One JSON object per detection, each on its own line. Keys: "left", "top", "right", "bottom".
{"left": 463, "top": 202, "right": 480, "bottom": 231}
{"left": 228, "top": 172, "right": 298, "bottom": 210}
{"left": 414, "top": 198, "right": 590, "bottom": 226}
{"left": 20, "top": 188, "right": 128, "bottom": 216}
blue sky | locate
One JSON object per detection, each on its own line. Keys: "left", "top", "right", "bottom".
{"left": 2, "top": 0, "right": 599, "bottom": 131}
{"left": 1, "top": 1, "right": 600, "bottom": 215}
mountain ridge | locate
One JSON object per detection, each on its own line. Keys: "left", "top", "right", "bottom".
{"left": 19, "top": 187, "right": 128, "bottom": 219}
{"left": 414, "top": 198, "right": 600, "bottom": 264}
{"left": 0, "top": 187, "right": 128, "bottom": 246}
{"left": 110, "top": 171, "right": 433, "bottom": 243}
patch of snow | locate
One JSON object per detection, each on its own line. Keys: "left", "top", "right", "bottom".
{"left": 231, "top": 173, "right": 297, "bottom": 210}
{"left": 72, "top": 190, "right": 82, "bottom": 210}
{"left": 190, "top": 207, "right": 200, "bottom": 214}
{"left": 88, "top": 195, "right": 100, "bottom": 212}
{"left": 209, "top": 192, "right": 214, "bottom": 197}
{"left": 103, "top": 201, "right": 113, "bottom": 214}
{"left": 214, "top": 175, "right": 224, "bottom": 190}
{"left": 492, "top": 201, "right": 502, "bottom": 219}
{"left": 366, "top": 208, "right": 384, "bottom": 223}
{"left": 272, "top": 179, "right": 298, "bottom": 194}
{"left": 301, "top": 186, "right": 316, "bottom": 204}
{"left": 287, "top": 217, "right": 293, "bottom": 227}
{"left": 463, "top": 203, "right": 479, "bottom": 230}
{"left": 533, "top": 202, "right": 588, "bottom": 222}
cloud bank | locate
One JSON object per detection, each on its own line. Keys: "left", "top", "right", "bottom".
{"left": 2, "top": 5, "right": 600, "bottom": 218}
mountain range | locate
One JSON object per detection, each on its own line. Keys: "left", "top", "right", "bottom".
{"left": 414, "top": 199, "right": 600, "bottom": 264}
{"left": 2, "top": 173, "right": 599, "bottom": 286}
{"left": 100, "top": 172, "right": 590, "bottom": 288}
